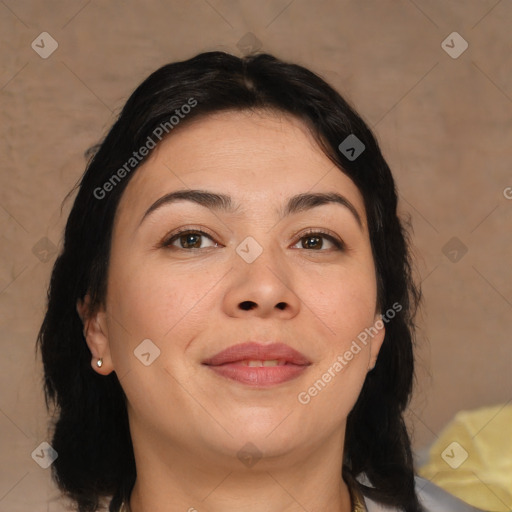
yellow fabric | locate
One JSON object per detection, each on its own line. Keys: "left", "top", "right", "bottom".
{"left": 419, "top": 403, "right": 512, "bottom": 512}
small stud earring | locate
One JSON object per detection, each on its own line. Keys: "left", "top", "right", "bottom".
{"left": 96, "top": 358, "right": 103, "bottom": 368}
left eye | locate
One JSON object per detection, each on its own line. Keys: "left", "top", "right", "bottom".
{"left": 166, "top": 231, "right": 218, "bottom": 249}
{"left": 292, "top": 233, "right": 341, "bottom": 250}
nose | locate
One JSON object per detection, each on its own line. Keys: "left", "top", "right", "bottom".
{"left": 222, "top": 249, "right": 301, "bottom": 320}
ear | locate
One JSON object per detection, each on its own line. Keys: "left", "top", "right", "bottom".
{"left": 367, "top": 312, "right": 386, "bottom": 372}
{"left": 76, "top": 294, "right": 114, "bottom": 375}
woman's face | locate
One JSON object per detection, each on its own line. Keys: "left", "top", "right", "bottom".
{"left": 87, "top": 109, "right": 384, "bottom": 467}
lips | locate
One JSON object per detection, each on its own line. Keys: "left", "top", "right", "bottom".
{"left": 202, "top": 342, "right": 311, "bottom": 387}
{"left": 202, "top": 342, "right": 311, "bottom": 366}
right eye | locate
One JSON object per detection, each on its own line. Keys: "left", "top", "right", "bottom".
{"left": 163, "top": 230, "right": 219, "bottom": 250}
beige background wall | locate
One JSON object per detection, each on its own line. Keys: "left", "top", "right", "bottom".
{"left": 1, "top": 1, "right": 511, "bottom": 510}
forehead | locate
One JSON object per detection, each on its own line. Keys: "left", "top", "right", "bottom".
{"left": 115, "top": 109, "right": 366, "bottom": 227}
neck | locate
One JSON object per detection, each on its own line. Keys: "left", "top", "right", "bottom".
{"left": 124, "top": 433, "right": 355, "bottom": 512}
{"left": 127, "top": 480, "right": 353, "bottom": 512}
{"left": 122, "top": 475, "right": 368, "bottom": 512}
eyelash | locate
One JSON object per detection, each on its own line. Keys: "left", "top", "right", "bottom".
{"left": 296, "top": 228, "right": 345, "bottom": 251}
{"left": 160, "top": 227, "right": 219, "bottom": 250}
{"left": 160, "top": 227, "right": 345, "bottom": 251}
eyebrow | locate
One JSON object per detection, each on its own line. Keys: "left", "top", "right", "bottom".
{"left": 139, "top": 189, "right": 363, "bottom": 229}
{"left": 139, "top": 190, "right": 236, "bottom": 227}
{"left": 282, "top": 192, "right": 363, "bottom": 229}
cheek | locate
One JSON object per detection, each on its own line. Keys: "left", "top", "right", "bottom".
{"left": 300, "top": 262, "right": 378, "bottom": 345}
{"left": 293, "top": 260, "right": 378, "bottom": 421}
{"left": 106, "top": 256, "right": 223, "bottom": 349}
{"left": 295, "top": 276, "right": 375, "bottom": 422}
{"left": 105, "top": 259, "right": 224, "bottom": 410}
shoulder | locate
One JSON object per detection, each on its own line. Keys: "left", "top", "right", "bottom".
{"left": 360, "top": 475, "right": 486, "bottom": 512}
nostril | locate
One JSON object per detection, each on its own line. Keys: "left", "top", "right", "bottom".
{"left": 275, "top": 302, "right": 287, "bottom": 310}
{"left": 239, "top": 301, "right": 257, "bottom": 311}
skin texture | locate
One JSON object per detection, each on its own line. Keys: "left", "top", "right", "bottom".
{"left": 79, "top": 110, "right": 385, "bottom": 512}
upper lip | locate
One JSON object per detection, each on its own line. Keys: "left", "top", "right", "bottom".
{"left": 202, "top": 342, "right": 311, "bottom": 366}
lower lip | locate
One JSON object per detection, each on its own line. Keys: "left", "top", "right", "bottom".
{"left": 205, "top": 363, "right": 309, "bottom": 387}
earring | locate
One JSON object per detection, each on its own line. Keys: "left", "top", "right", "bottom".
{"left": 96, "top": 358, "right": 103, "bottom": 368}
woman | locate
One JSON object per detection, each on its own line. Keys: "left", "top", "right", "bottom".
{"left": 37, "top": 51, "right": 428, "bottom": 512}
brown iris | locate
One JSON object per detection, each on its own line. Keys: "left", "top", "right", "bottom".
{"left": 180, "top": 233, "right": 202, "bottom": 248}
{"left": 302, "top": 235, "right": 323, "bottom": 249}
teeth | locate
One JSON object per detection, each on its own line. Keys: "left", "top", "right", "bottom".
{"left": 244, "top": 360, "right": 282, "bottom": 367}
